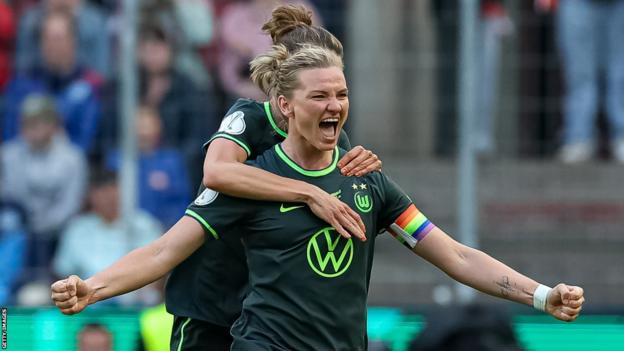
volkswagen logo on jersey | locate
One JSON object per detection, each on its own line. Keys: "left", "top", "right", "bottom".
{"left": 307, "top": 227, "right": 354, "bottom": 278}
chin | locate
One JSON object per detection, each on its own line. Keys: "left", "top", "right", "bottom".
{"left": 317, "top": 140, "right": 338, "bottom": 151}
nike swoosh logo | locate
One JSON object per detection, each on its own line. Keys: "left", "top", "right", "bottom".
{"left": 279, "top": 190, "right": 342, "bottom": 213}
{"left": 280, "top": 204, "right": 305, "bottom": 213}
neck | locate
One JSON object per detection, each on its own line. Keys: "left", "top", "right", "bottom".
{"left": 139, "top": 144, "right": 158, "bottom": 155}
{"left": 147, "top": 72, "right": 170, "bottom": 81}
{"left": 281, "top": 135, "right": 334, "bottom": 171}
{"left": 99, "top": 213, "right": 118, "bottom": 224}
{"left": 28, "top": 143, "right": 52, "bottom": 153}
{"left": 269, "top": 99, "right": 288, "bottom": 133}
{"left": 27, "top": 135, "right": 55, "bottom": 152}
{"left": 49, "top": 60, "right": 76, "bottom": 76}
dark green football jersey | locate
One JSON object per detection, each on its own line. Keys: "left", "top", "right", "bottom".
{"left": 165, "top": 99, "right": 352, "bottom": 326}
{"left": 185, "top": 144, "right": 414, "bottom": 351}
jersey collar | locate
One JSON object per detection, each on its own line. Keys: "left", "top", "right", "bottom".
{"left": 264, "top": 101, "right": 288, "bottom": 138}
{"left": 275, "top": 144, "right": 339, "bottom": 177}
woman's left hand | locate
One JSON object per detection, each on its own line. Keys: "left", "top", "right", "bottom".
{"left": 338, "top": 146, "right": 382, "bottom": 177}
{"left": 546, "top": 283, "right": 585, "bottom": 322}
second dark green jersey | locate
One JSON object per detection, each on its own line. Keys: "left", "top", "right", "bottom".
{"left": 165, "top": 99, "right": 351, "bottom": 325}
{"left": 186, "top": 145, "right": 416, "bottom": 351}
{"left": 204, "top": 99, "right": 351, "bottom": 157}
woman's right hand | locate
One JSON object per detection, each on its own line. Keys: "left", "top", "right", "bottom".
{"left": 50, "top": 275, "right": 94, "bottom": 315}
{"left": 306, "top": 187, "right": 367, "bottom": 241}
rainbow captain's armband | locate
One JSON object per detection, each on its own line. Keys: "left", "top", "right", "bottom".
{"left": 388, "top": 204, "right": 435, "bottom": 249}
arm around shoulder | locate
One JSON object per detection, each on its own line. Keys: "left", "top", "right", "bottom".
{"left": 202, "top": 138, "right": 366, "bottom": 240}
{"left": 202, "top": 137, "right": 248, "bottom": 190}
{"left": 202, "top": 137, "right": 320, "bottom": 203}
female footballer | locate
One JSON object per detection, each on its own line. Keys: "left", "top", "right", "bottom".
{"left": 52, "top": 43, "right": 584, "bottom": 350}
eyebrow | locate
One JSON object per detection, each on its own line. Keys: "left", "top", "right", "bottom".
{"left": 308, "top": 89, "right": 349, "bottom": 94}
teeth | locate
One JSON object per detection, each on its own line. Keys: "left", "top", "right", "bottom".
{"left": 321, "top": 118, "right": 339, "bottom": 123}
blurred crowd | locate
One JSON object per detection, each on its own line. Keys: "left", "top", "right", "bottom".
{"left": 1, "top": 0, "right": 623, "bottom": 309}
{"left": 433, "top": 0, "right": 624, "bottom": 161}
{"left": 0, "top": 0, "right": 345, "bottom": 307}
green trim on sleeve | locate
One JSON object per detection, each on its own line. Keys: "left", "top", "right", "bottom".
{"left": 185, "top": 209, "right": 219, "bottom": 240}
{"left": 274, "top": 144, "right": 339, "bottom": 177}
{"left": 208, "top": 133, "right": 251, "bottom": 156}
{"left": 264, "top": 101, "right": 288, "bottom": 138}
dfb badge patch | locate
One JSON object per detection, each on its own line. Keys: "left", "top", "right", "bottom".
{"left": 218, "top": 111, "right": 246, "bottom": 135}
{"left": 194, "top": 188, "right": 219, "bottom": 206}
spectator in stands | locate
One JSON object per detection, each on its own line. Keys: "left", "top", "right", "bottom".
{"left": 10, "top": 0, "right": 38, "bottom": 19}
{"left": 546, "top": 0, "right": 624, "bottom": 163}
{"left": 106, "top": 106, "right": 191, "bottom": 228}
{"left": 475, "top": 0, "right": 513, "bottom": 156}
{"left": 431, "top": 0, "right": 459, "bottom": 157}
{"left": 139, "top": 22, "right": 216, "bottom": 184}
{"left": 2, "top": 10, "right": 103, "bottom": 154}
{"left": 432, "top": 0, "right": 511, "bottom": 157}
{"left": 0, "top": 0, "right": 15, "bottom": 133}
{"left": 53, "top": 169, "right": 162, "bottom": 306}
{"left": 0, "top": 0, "right": 15, "bottom": 92}
{"left": 99, "top": 22, "right": 215, "bottom": 186}
{"left": 77, "top": 323, "right": 113, "bottom": 351}
{"left": 308, "top": 0, "right": 346, "bottom": 44}
{"left": 0, "top": 201, "right": 27, "bottom": 305}
{"left": 138, "top": 0, "right": 215, "bottom": 88}
{"left": 16, "top": 0, "right": 111, "bottom": 78}
{"left": 0, "top": 94, "right": 86, "bottom": 282}
{"left": 217, "top": 0, "right": 320, "bottom": 102}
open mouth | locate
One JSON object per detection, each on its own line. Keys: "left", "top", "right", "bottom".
{"left": 319, "top": 118, "right": 339, "bottom": 139}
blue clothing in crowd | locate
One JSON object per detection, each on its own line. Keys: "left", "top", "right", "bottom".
{"left": 0, "top": 202, "right": 27, "bottom": 305}
{"left": 16, "top": 2, "right": 111, "bottom": 78}
{"left": 106, "top": 148, "right": 191, "bottom": 228}
{"left": 2, "top": 66, "right": 102, "bottom": 152}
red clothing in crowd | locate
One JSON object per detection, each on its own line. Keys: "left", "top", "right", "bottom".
{"left": 0, "top": 1, "right": 15, "bottom": 90}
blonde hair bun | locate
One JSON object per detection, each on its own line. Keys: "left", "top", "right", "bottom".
{"left": 262, "top": 5, "right": 313, "bottom": 44}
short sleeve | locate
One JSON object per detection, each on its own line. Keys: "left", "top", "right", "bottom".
{"left": 375, "top": 174, "right": 436, "bottom": 249}
{"left": 185, "top": 187, "right": 250, "bottom": 241}
{"left": 202, "top": 100, "right": 265, "bottom": 158}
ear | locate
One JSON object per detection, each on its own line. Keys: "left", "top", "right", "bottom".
{"left": 277, "top": 95, "right": 294, "bottom": 119}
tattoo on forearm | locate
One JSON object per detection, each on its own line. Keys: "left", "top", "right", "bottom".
{"left": 495, "top": 276, "right": 532, "bottom": 298}
{"left": 496, "top": 276, "right": 512, "bottom": 297}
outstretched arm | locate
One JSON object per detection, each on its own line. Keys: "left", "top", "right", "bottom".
{"left": 50, "top": 217, "right": 205, "bottom": 314}
{"left": 202, "top": 138, "right": 370, "bottom": 240}
{"left": 413, "top": 227, "right": 584, "bottom": 321}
